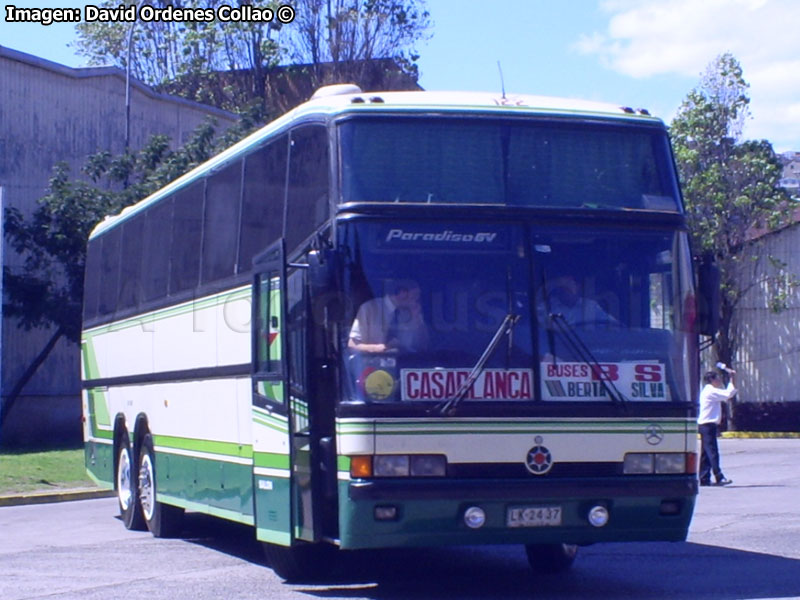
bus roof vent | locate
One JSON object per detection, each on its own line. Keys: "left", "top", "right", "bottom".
{"left": 311, "top": 83, "right": 363, "bottom": 100}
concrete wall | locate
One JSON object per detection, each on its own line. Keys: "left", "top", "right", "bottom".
{"left": 0, "top": 45, "right": 237, "bottom": 447}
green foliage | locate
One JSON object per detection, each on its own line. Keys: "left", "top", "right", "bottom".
{"left": 670, "top": 53, "right": 795, "bottom": 365}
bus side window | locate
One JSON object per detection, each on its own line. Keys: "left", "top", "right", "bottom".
{"left": 169, "top": 182, "right": 203, "bottom": 295}
{"left": 239, "top": 136, "right": 287, "bottom": 272}
{"left": 202, "top": 159, "right": 242, "bottom": 283}
{"left": 97, "top": 228, "right": 121, "bottom": 317}
{"left": 142, "top": 200, "right": 172, "bottom": 303}
{"left": 286, "top": 125, "right": 329, "bottom": 250}
{"left": 118, "top": 216, "right": 144, "bottom": 312}
{"left": 83, "top": 238, "right": 102, "bottom": 322}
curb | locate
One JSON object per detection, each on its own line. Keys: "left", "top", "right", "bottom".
{"left": 720, "top": 431, "right": 800, "bottom": 439}
{"left": 0, "top": 488, "right": 115, "bottom": 507}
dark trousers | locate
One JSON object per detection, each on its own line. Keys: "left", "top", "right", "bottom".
{"left": 698, "top": 422, "right": 723, "bottom": 483}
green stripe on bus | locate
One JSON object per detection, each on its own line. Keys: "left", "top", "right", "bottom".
{"left": 253, "top": 451, "right": 291, "bottom": 470}
{"left": 256, "top": 527, "right": 291, "bottom": 546}
{"left": 153, "top": 435, "right": 253, "bottom": 459}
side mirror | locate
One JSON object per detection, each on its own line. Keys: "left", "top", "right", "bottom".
{"left": 308, "top": 247, "right": 339, "bottom": 295}
{"left": 697, "top": 255, "right": 720, "bottom": 336}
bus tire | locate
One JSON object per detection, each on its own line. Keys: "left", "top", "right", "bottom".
{"left": 138, "top": 433, "right": 184, "bottom": 538}
{"left": 262, "top": 542, "right": 337, "bottom": 582}
{"left": 116, "top": 434, "right": 146, "bottom": 531}
{"left": 525, "top": 543, "right": 578, "bottom": 574}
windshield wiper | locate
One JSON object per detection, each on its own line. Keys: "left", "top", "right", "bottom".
{"left": 549, "top": 313, "right": 628, "bottom": 407}
{"left": 436, "top": 313, "right": 520, "bottom": 416}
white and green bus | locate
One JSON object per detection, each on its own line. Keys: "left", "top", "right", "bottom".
{"left": 82, "top": 85, "right": 714, "bottom": 580}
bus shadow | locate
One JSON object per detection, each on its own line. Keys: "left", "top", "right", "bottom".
{"left": 296, "top": 542, "right": 800, "bottom": 600}
{"left": 176, "top": 514, "right": 800, "bottom": 599}
{"left": 180, "top": 512, "right": 265, "bottom": 565}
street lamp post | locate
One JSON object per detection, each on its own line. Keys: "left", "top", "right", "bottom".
{"left": 124, "top": 0, "right": 147, "bottom": 152}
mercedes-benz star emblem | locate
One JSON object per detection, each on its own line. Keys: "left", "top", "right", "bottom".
{"left": 525, "top": 445, "right": 553, "bottom": 475}
{"left": 645, "top": 424, "right": 665, "bottom": 445}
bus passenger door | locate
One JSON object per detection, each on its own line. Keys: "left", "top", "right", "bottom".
{"left": 251, "top": 240, "right": 320, "bottom": 546}
{"left": 251, "top": 240, "right": 294, "bottom": 547}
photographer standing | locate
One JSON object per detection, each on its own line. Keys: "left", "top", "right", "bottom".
{"left": 697, "top": 364, "right": 737, "bottom": 486}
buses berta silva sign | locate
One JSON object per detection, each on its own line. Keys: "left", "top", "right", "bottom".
{"left": 541, "top": 361, "right": 669, "bottom": 401}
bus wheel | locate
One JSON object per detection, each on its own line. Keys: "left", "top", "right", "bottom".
{"left": 262, "top": 542, "right": 337, "bottom": 582}
{"left": 525, "top": 543, "right": 578, "bottom": 574}
{"left": 116, "top": 435, "right": 145, "bottom": 531}
{"left": 138, "top": 433, "right": 184, "bottom": 538}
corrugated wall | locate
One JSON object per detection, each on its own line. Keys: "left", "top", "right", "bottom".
{"left": 735, "top": 223, "right": 800, "bottom": 403}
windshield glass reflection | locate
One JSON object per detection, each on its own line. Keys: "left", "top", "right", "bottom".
{"left": 337, "top": 221, "right": 695, "bottom": 405}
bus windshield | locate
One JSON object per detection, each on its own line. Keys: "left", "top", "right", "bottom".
{"left": 339, "top": 117, "right": 681, "bottom": 211}
{"left": 338, "top": 221, "right": 696, "bottom": 405}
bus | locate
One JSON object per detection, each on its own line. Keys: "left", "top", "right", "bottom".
{"left": 82, "top": 84, "right": 713, "bottom": 580}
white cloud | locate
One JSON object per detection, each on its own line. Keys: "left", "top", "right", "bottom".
{"left": 575, "top": 0, "right": 800, "bottom": 150}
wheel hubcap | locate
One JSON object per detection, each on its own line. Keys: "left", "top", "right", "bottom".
{"left": 139, "top": 454, "right": 155, "bottom": 521}
{"left": 117, "top": 447, "right": 133, "bottom": 510}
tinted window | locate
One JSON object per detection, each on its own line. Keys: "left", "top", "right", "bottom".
{"left": 286, "top": 126, "right": 329, "bottom": 249}
{"left": 97, "top": 229, "right": 121, "bottom": 316}
{"left": 239, "top": 136, "right": 287, "bottom": 272}
{"left": 202, "top": 160, "right": 242, "bottom": 283}
{"left": 142, "top": 200, "right": 172, "bottom": 302}
{"left": 339, "top": 118, "right": 680, "bottom": 211}
{"left": 169, "top": 182, "right": 203, "bottom": 294}
{"left": 118, "top": 216, "right": 144, "bottom": 311}
{"left": 83, "top": 239, "right": 102, "bottom": 322}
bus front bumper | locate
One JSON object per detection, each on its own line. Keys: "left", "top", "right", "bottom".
{"left": 338, "top": 477, "right": 697, "bottom": 549}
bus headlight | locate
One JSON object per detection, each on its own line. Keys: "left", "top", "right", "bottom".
{"left": 367, "top": 454, "right": 447, "bottom": 478}
{"left": 624, "top": 453, "right": 693, "bottom": 474}
{"left": 374, "top": 455, "right": 410, "bottom": 477}
{"left": 410, "top": 455, "right": 446, "bottom": 477}
{"left": 623, "top": 453, "right": 654, "bottom": 474}
{"left": 654, "top": 453, "right": 685, "bottom": 474}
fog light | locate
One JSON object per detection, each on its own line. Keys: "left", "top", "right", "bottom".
{"left": 588, "top": 505, "right": 609, "bottom": 527}
{"left": 659, "top": 500, "right": 682, "bottom": 516}
{"left": 374, "top": 505, "right": 398, "bottom": 521}
{"left": 463, "top": 506, "right": 486, "bottom": 529}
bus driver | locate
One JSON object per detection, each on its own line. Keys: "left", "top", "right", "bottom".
{"left": 348, "top": 279, "right": 430, "bottom": 353}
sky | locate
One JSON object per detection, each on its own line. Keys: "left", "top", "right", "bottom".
{"left": 1, "top": 0, "right": 798, "bottom": 151}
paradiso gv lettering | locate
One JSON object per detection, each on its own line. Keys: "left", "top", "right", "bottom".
{"left": 385, "top": 228, "right": 498, "bottom": 243}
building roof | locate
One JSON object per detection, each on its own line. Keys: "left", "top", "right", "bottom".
{"left": 0, "top": 44, "right": 236, "bottom": 121}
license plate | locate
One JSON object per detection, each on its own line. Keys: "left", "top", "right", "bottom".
{"left": 507, "top": 505, "right": 562, "bottom": 528}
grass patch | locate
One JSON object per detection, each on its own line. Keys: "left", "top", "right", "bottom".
{"left": 0, "top": 449, "right": 93, "bottom": 495}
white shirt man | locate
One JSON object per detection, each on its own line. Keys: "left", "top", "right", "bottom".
{"left": 348, "top": 281, "right": 429, "bottom": 353}
{"left": 697, "top": 369, "right": 737, "bottom": 486}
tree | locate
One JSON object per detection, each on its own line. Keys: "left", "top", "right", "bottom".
{"left": 282, "top": 0, "right": 431, "bottom": 86}
{"left": 75, "top": 0, "right": 284, "bottom": 113}
{"left": 1, "top": 117, "right": 256, "bottom": 424}
{"left": 671, "top": 53, "right": 796, "bottom": 384}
